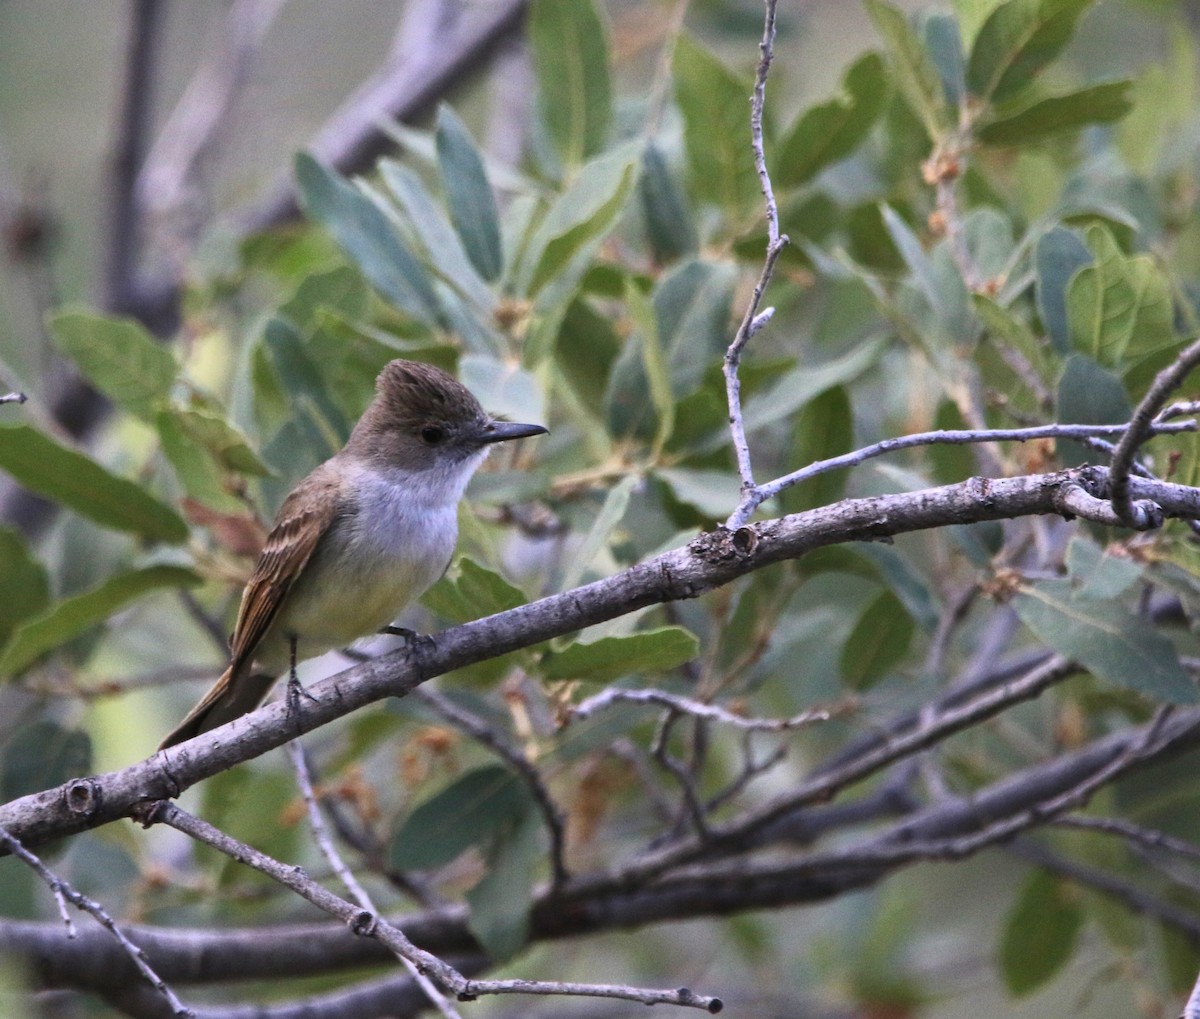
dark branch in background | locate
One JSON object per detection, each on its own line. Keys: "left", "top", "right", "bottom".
{"left": 0, "top": 0, "right": 529, "bottom": 536}
{"left": 103, "top": 0, "right": 167, "bottom": 322}
{"left": 7, "top": 703, "right": 1200, "bottom": 1014}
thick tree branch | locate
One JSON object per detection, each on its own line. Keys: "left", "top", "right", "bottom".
{"left": 1, "top": 464, "right": 1198, "bottom": 852}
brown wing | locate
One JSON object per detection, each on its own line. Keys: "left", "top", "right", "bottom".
{"left": 227, "top": 465, "right": 342, "bottom": 672}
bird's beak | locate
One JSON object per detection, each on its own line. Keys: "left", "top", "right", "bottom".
{"left": 478, "top": 420, "right": 549, "bottom": 445}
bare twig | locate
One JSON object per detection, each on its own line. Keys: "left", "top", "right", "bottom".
{"left": 729, "top": 418, "right": 1198, "bottom": 527}
{"left": 414, "top": 685, "right": 570, "bottom": 889}
{"left": 722, "top": 0, "right": 789, "bottom": 495}
{"left": 571, "top": 687, "right": 843, "bottom": 732}
{"left": 0, "top": 391, "right": 26, "bottom": 405}
{"left": 287, "top": 743, "right": 463, "bottom": 1019}
{"left": 139, "top": 801, "right": 723, "bottom": 1013}
{"left": 1110, "top": 336, "right": 1200, "bottom": 525}
{"left": 0, "top": 825, "right": 192, "bottom": 1017}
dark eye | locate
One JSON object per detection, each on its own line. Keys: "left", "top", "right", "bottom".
{"left": 421, "top": 425, "right": 446, "bottom": 445}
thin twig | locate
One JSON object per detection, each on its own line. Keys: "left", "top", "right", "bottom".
{"left": 650, "top": 710, "right": 713, "bottom": 842}
{"left": 571, "top": 687, "right": 843, "bottom": 732}
{"left": 1110, "top": 336, "right": 1200, "bottom": 525}
{"left": 142, "top": 801, "right": 722, "bottom": 1013}
{"left": 414, "top": 685, "right": 571, "bottom": 889}
{"left": 287, "top": 743, "right": 463, "bottom": 1019}
{"left": 722, "top": 0, "right": 789, "bottom": 495}
{"left": 0, "top": 391, "right": 27, "bottom": 405}
{"left": 0, "top": 825, "right": 192, "bottom": 1017}
{"left": 1054, "top": 815, "right": 1200, "bottom": 864}
{"left": 728, "top": 417, "right": 1198, "bottom": 526}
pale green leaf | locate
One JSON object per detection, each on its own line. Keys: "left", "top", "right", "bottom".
{"left": 673, "top": 33, "right": 759, "bottom": 217}
{"left": 541, "top": 626, "right": 699, "bottom": 683}
{"left": 967, "top": 0, "right": 1095, "bottom": 104}
{"left": 864, "top": 0, "right": 951, "bottom": 139}
{"left": 295, "top": 153, "right": 440, "bottom": 326}
{"left": 0, "top": 425, "right": 188, "bottom": 543}
{"left": 0, "top": 565, "right": 201, "bottom": 676}
{"left": 775, "top": 52, "right": 890, "bottom": 187}
{"left": 50, "top": 308, "right": 176, "bottom": 422}
{"left": 436, "top": 104, "right": 504, "bottom": 281}
{"left": 529, "top": 0, "right": 612, "bottom": 167}
{"left": 1013, "top": 579, "right": 1197, "bottom": 703}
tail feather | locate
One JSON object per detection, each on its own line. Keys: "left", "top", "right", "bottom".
{"left": 158, "top": 665, "right": 279, "bottom": 749}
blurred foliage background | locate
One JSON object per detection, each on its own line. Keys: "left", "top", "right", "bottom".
{"left": 5, "top": 0, "right": 1200, "bottom": 1017}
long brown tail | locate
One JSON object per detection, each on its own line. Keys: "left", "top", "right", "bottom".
{"left": 158, "top": 665, "right": 279, "bottom": 749}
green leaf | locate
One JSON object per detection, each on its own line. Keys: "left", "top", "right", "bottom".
{"left": 744, "top": 338, "right": 884, "bottom": 432}
{"left": 1065, "top": 536, "right": 1143, "bottom": 601}
{"left": 781, "top": 386, "right": 854, "bottom": 514}
{"left": 390, "top": 765, "right": 532, "bottom": 870}
{"left": 436, "top": 105, "right": 504, "bottom": 282}
{"left": 674, "top": 33, "right": 759, "bottom": 217}
{"left": 629, "top": 276, "right": 673, "bottom": 453}
{"left": 839, "top": 589, "right": 915, "bottom": 690}
{"left": 924, "top": 13, "right": 966, "bottom": 107}
{"left": 422, "top": 557, "right": 526, "bottom": 626}
{"left": 262, "top": 317, "right": 349, "bottom": 445}
{"left": 519, "top": 144, "right": 640, "bottom": 306}
{"left": 294, "top": 153, "right": 441, "bottom": 326}
{"left": 639, "top": 142, "right": 697, "bottom": 262}
{"left": 1067, "top": 225, "right": 1174, "bottom": 368}
{"left": 1056, "top": 354, "right": 1129, "bottom": 467}
{"left": 560, "top": 475, "right": 636, "bottom": 592}
{"left": 50, "top": 308, "right": 177, "bottom": 422}
{"left": 1013, "top": 579, "right": 1198, "bottom": 703}
{"left": 379, "top": 159, "right": 494, "bottom": 314}
{"left": 529, "top": 0, "right": 612, "bottom": 168}
{"left": 775, "top": 52, "right": 890, "bottom": 187}
{"left": 864, "top": 0, "right": 951, "bottom": 140}
{"left": 967, "top": 0, "right": 1095, "bottom": 104}
{"left": 541, "top": 626, "right": 700, "bottom": 683}
{"left": 657, "top": 467, "right": 742, "bottom": 519}
{"left": 0, "top": 565, "right": 201, "bottom": 676}
{"left": 1035, "top": 227, "right": 1092, "bottom": 354}
{"left": 998, "top": 869, "right": 1085, "bottom": 996}
{"left": 0, "top": 526, "right": 50, "bottom": 650}
{"left": 279, "top": 265, "right": 370, "bottom": 328}
{"left": 953, "top": 0, "right": 1005, "bottom": 47}
{"left": 973, "top": 294, "right": 1054, "bottom": 388}
{"left": 458, "top": 355, "right": 544, "bottom": 429}
{"left": 0, "top": 721, "right": 91, "bottom": 799}
{"left": 156, "top": 410, "right": 242, "bottom": 513}
{"left": 555, "top": 298, "right": 622, "bottom": 417}
{"left": 169, "top": 407, "right": 271, "bottom": 477}
{"left": 0, "top": 425, "right": 188, "bottom": 544}
{"left": 466, "top": 806, "right": 540, "bottom": 963}
{"left": 978, "top": 80, "right": 1134, "bottom": 145}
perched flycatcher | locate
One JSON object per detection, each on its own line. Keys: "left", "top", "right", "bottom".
{"left": 158, "top": 359, "right": 547, "bottom": 749}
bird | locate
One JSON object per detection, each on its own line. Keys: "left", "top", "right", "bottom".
{"left": 158, "top": 359, "right": 547, "bottom": 749}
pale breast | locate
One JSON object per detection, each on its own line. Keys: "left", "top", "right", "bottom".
{"left": 258, "top": 465, "right": 460, "bottom": 670}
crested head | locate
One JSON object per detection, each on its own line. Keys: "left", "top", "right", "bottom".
{"left": 343, "top": 359, "right": 547, "bottom": 473}
{"left": 373, "top": 359, "right": 488, "bottom": 433}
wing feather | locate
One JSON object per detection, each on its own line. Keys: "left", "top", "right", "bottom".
{"left": 228, "top": 466, "right": 342, "bottom": 671}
